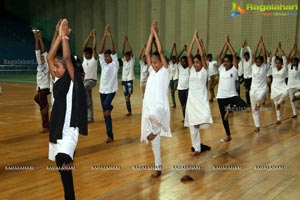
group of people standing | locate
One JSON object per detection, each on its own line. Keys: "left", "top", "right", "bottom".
{"left": 32, "top": 19, "right": 300, "bottom": 199}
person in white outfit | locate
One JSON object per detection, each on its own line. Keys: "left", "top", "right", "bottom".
{"left": 286, "top": 44, "right": 300, "bottom": 118}
{"left": 185, "top": 31, "right": 213, "bottom": 155}
{"left": 240, "top": 40, "right": 252, "bottom": 106}
{"left": 138, "top": 45, "right": 149, "bottom": 97}
{"left": 271, "top": 42, "right": 288, "bottom": 124}
{"left": 141, "top": 22, "right": 172, "bottom": 178}
{"left": 121, "top": 35, "right": 135, "bottom": 116}
{"left": 47, "top": 19, "right": 87, "bottom": 200}
{"left": 82, "top": 29, "right": 98, "bottom": 123}
{"left": 249, "top": 37, "right": 269, "bottom": 132}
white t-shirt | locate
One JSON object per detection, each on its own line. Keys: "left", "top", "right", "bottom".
{"left": 82, "top": 55, "right": 98, "bottom": 80}
{"left": 287, "top": 63, "right": 300, "bottom": 89}
{"left": 36, "top": 50, "right": 50, "bottom": 90}
{"left": 177, "top": 64, "right": 190, "bottom": 90}
{"left": 140, "top": 60, "right": 149, "bottom": 83}
{"left": 251, "top": 63, "right": 268, "bottom": 90}
{"left": 217, "top": 65, "right": 238, "bottom": 98}
{"left": 208, "top": 61, "right": 218, "bottom": 76}
{"left": 169, "top": 62, "right": 179, "bottom": 80}
{"left": 99, "top": 53, "right": 119, "bottom": 94}
{"left": 122, "top": 57, "right": 135, "bottom": 81}
{"left": 240, "top": 47, "right": 252, "bottom": 79}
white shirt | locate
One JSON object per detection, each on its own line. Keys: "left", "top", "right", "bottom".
{"left": 217, "top": 65, "right": 238, "bottom": 98}
{"left": 251, "top": 63, "right": 268, "bottom": 90}
{"left": 99, "top": 53, "right": 119, "bottom": 94}
{"left": 169, "top": 62, "right": 179, "bottom": 80}
{"left": 240, "top": 46, "right": 252, "bottom": 79}
{"left": 177, "top": 64, "right": 190, "bottom": 90}
{"left": 140, "top": 60, "right": 149, "bottom": 83}
{"left": 287, "top": 63, "right": 300, "bottom": 89}
{"left": 208, "top": 61, "right": 218, "bottom": 76}
{"left": 122, "top": 57, "right": 135, "bottom": 81}
{"left": 82, "top": 55, "right": 98, "bottom": 80}
{"left": 36, "top": 50, "right": 50, "bottom": 90}
{"left": 238, "top": 61, "right": 243, "bottom": 76}
{"left": 271, "top": 56, "right": 288, "bottom": 88}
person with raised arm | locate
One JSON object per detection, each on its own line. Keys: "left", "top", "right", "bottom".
{"left": 47, "top": 19, "right": 87, "bottom": 200}
{"left": 141, "top": 22, "right": 172, "bottom": 178}
{"left": 216, "top": 35, "right": 247, "bottom": 143}
{"left": 185, "top": 31, "right": 212, "bottom": 155}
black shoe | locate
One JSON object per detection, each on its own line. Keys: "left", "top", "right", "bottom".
{"left": 191, "top": 147, "right": 195, "bottom": 152}
{"left": 201, "top": 144, "right": 211, "bottom": 152}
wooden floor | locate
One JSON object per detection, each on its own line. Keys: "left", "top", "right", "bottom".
{"left": 0, "top": 81, "right": 300, "bottom": 200}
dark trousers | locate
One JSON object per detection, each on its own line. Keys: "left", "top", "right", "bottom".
{"left": 55, "top": 153, "right": 75, "bottom": 200}
{"left": 100, "top": 92, "right": 116, "bottom": 140}
{"left": 34, "top": 88, "right": 50, "bottom": 128}
{"left": 122, "top": 81, "right": 133, "bottom": 113}
{"left": 178, "top": 89, "right": 189, "bottom": 118}
{"left": 244, "top": 78, "right": 252, "bottom": 105}
{"left": 170, "top": 79, "right": 178, "bottom": 106}
{"left": 217, "top": 96, "right": 247, "bottom": 136}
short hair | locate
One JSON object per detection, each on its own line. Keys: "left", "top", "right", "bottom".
{"left": 223, "top": 54, "right": 233, "bottom": 63}
{"left": 83, "top": 47, "right": 93, "bottom": 54}
{"left": 207, "top": 53, "right": 213, "bottom": 58}
{"left": 255, "top": 56, "right": 264, "bottom": 63}
{"left": 104, "top": 49, "right": 112, "bottom": 55}
{"left": 244, "top": 52, "right": 250, "bottom": 57}
{"left": 125, "top": 51, "right": 131, "bottom": 57}
{"left": 193, "top": 54, "right": 201, "bottom": 61}
{"left": 292, "top": 57, "right": 299, "bottom": 63}
{"left": 151, "top": 51, "right": 161, "bottom": 61}
{"left": 275, "top": 56, "right": 283, "bottom": 64}
{"left": 181, "top": 56, "right": 187, "bottom": 62}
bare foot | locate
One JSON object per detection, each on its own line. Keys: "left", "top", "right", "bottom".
{"left": 292, "top": 115, "right": 297, "bottom": 118}
{"left": 39, "top": 128, "right": 49, "bottom": 133}
{"left": 224, "top": 110, "right": 230, "bottom": 121}
{"left": 254, "top": 127, "right": 260, "bottom": 132}
{"left": 151, "top": 170, "right": 161, "bottom": 178}
{"left": 276, "top": 104, "right": 281, "bottom": 110}
{"left": 147, "top": 133, "right": 158, "bottom": 141}
{"left": 191, "top": 151, "right": 201, "bottom": 156}
{"left": 125, "top": 112, "right": 132, "bottom": 117}
{"left": 104, "top": 138, "right": 114, "bottom": 143}
{"left": 220, "top": 136, "right": 232, "bottom": 143}
{"left": 255, "top": 103, "right": 260, "bottom": 111}
{"left": 276, "top": 121, "right": 281, "bottom": 124}
{"left": 180, "top": 175, "right": 194, "bottom": 182}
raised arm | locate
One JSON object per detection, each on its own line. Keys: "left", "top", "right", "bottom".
{"left": 170, "top": 43, "right": 176, "bottom": 58}
{"left": 39, "top": 33, "right": 46, "bottom": 54}
{"left": 34, "top": 32, "right": 40, "bottom": 51}
{"left": 92, "top": 30, "right": 97, "bottom": 59}
{"left": 200, "top": 38, "right": 206, "bottom": 57}
{"left": 127, "top": 36, "right": 133, "bottom": 57}
{"left": 261, "top": 37, "right": 267, "bottom": 64}
{"left": 252, "top": 37, "right": 261, "bottom": 64}
{"left": 287, "top": 43, "right": 297, "bottom": 64}
{"left": 106, "top": 26, "right": 115, "bottom": 54}
{"left": 48, "top": 20, "right": 62, "bottom": 79}
{"left": 217, "top": 40, "right": 226, "bottom": 67}
{"left": 278, "top": 42, "right": 286, "bottom": 57}
{"left": 99, "top": 27, "right": 107, "bottom": 54}
{"left": 82, "top": 29, "right": 93, "bottom": 51}
{"left": 177, "top": 45, "right": 187, "bottom": 62}
{"left": 226, "top": 36, "right": 238, "bottom": 69}
{"left": 138, "top": 44, "right": 145, "bottom": 61}
{"left": 145, "top": 29, "right": 154, "bottom": 67}
{"left": 152, "top": 22, "right": 168, "bottom": 68}
{"left": 187, "top": 32, "right": 196, "bottom": 67}
{"left": 60, "top": 19, "right": 74, "bottom": 81}
{"left": 122, "top": 35, "right": 127, "bottom": 57}
{"left": 196, "top": 36, "right": 208, "bottom": 70}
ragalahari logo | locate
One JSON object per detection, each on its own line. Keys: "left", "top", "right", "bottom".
{"left": 230, "top": 2, "right": 246, "bottom": 18}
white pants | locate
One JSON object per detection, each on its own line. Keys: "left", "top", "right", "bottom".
{"left": 250, "top": 89, "right": 268, "bottom": 128}
{"left": 189, "top": 126, "right": 201, "bottom": 152}
{"left": 273, "top": 91, "right": 288, "bottom": 121}
{"left": 151, "top": 135, "right": 161, "bottom": 169}
{"left": 289, "top": 88, "right": 300, "bottom": 116}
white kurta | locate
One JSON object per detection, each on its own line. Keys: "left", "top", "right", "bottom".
{"left": 287, "top": 64, "right": 300, "bottom": 89}
{"left": 141, "top": 66, "right": 172, "bottom": 142}
{"left": 49, "top": 81, "right": 79, "bottom": 161}
{"left": 271, "top": 65, "right": 288, "bottom": 100}
{"left": 184, "top": 67, "right": 213, "bottom": 128}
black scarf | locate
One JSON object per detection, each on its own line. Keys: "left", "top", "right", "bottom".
{"left": 49, "top": 69, "right": 88, "bottom": 143}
